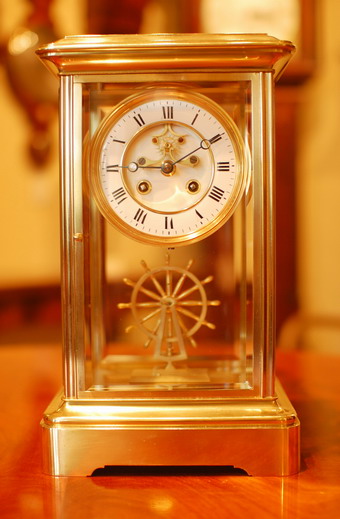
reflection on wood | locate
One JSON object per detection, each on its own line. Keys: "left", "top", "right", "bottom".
{"left": 0, "top": 345, "right": 339, "bottom": 517}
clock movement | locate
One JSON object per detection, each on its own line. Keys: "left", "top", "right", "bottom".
{"left": 37, "top": 34, "right": 299, "bottom": 476}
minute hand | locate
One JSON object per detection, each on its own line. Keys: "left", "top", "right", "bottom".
{"left": 172, "top": 133, "right": 224, "bottom": 166}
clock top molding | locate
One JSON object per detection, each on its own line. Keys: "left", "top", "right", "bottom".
{"left": 36, "top": 33, "right": 295, "bottom": 78}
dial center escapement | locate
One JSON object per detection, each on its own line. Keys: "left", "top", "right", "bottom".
{"left": 161, "top": 160, "right": 175, "bottom": 176}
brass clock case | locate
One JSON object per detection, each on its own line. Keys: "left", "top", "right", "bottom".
{"left": 36, "top": 34, "right": 299, "bottom": 477}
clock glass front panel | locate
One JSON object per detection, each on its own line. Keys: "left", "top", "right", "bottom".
{"left": 81, "top": 79, "right": 254, "bottom": 393}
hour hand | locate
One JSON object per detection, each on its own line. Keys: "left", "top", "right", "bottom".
{"left": 107, "top": 160, "right": 161, "bottom": 172}
{"left": 107, "top": 153, "right": 200, "bottom": 174}
{"left": 137, "top": 155, "right": 200, "bottom": 168}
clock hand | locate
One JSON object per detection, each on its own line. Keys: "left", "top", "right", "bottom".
{"left": 107, "top": 133, "right": 217, "bottom": 175}
{"left": 120, "top": 134, "right": 220, "bottom": 176}
{"left": 108, "top": 154, "right": 199, "bottom": 175}
{"left": 172, "top": 133, "right": 224, "bottom": 166}
{"left": 107, "top": 161, "right": 162, "bottom": 172}
{"left": 137, "top": 155, "right": 199, "bottom": 168}
{"left": 171, "top": 146, "right": 201, "bottom": 166}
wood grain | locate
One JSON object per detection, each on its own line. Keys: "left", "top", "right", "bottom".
{"left": 0, "top": 345, "right": 339, "bottom": 518}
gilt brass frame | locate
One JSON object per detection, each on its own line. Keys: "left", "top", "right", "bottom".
{"left": 37, "top": 34, "right": 299, "bottom": 476}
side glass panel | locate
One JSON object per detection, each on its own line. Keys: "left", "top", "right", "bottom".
{"left": 80, "top": 79, "right": 254, "bottom": 394}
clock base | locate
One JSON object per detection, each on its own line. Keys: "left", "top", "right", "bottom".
{"left": 41, "top": 380, "right": 300, "bottom": 476}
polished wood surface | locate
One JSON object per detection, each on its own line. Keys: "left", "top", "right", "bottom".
{"left": 0, "top": 344, "right": 339, "bottom": 518}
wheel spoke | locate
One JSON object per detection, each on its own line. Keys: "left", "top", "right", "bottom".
{"left": 118, "top": 301, "right": 161, "bottom": 309}
{"left": 165, "top": 268, "right": 172, "bottom": 296}
{"left": 172, "top": 259, "right": 194, "bottom": 297}
{"left": 176, "top": 306, "right": 216, "bottom": 329}
{"left": 143, "top": 318, "right": 161, "bottom": 348}
{"left": 176, "top": 275, "right": 213, "bottom": 301}
{"left": 123, "top": 277, "right": 161, "bottom": 302}
{"left": 177, "top": 300, "right": 220, "bottom": 307}
{"left": 140, "top": 260, "right": 166, "bottom": 297}
{"left": 177, "top": 312, "right": 197, "bottom": 347}
{"left": 176, "top": 283, "right": 199, "bottom": 300}
{"left": 138, "top": 307, "right": 162, "bottom": 325}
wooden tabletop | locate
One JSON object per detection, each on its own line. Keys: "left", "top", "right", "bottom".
{"left": 0, "top": 344, "right": 339, "bottom": 518}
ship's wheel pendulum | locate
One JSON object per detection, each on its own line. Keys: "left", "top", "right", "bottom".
{"left": 118, "top": 255, "right": 220, "bottom": 366}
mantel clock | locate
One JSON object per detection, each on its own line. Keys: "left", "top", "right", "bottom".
{"left": 37, "top": 34, "right": 299, "bottom": 476}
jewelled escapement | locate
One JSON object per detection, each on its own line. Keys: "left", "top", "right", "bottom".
{"left": 117, "top": 255, "right": 220, "bottom": 362}
{"left": 151, "top": 123, "right": 186, "bottom": 161}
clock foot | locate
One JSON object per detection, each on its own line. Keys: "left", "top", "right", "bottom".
{"left": 41, "top": 379, "right": 300, "bottom": 476}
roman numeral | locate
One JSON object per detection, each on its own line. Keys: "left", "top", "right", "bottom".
{"left": 134, "top": 208, "right": 147, "bottom": 224}
{"left": 209, "top": 134, "right": 223, "bottom": 144}
{"left": 208, "top": 185, "right": 225, "bottom": 202}
{"left": 133, "top": 114, "right": 145, "bottom": 127}
{"left": 191, "top": 111, "right": 199, "bottom": 125}
{"left": 112, "top": 139, "right": 126, "bottom": 144}
{"left": 195, "top": 209, "right": 203, "bottom": 219}
{"left": 217, "top": 161, "right": 230, "bottom": 172}
{"left": 112, "top": 187, "right": 127, "bottom": 204}
{"left": 162, "top": 106, "right": 173, "bottom": 119}
{"left": 164, "top": 216, "right": 174, "bottom": 229}
{"left": 106, "top": 164, "right": 119, "bottom": 173}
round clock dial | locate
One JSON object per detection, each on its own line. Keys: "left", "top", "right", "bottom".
{"left": 91, "top": 89, "right": 248, "bottom": 246}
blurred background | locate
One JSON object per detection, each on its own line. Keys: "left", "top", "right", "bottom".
{"left": 0, "top": 0, "right": 339, "bottom": 353}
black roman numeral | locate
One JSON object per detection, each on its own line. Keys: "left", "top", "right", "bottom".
{"left": 195, "top": 209, "right": 203, "bottom": 219}
{"left": 106, "top": 164, "right": 119, "bottom": 173}
{"left": 112, "top": 138, "right": 126, "bottom": 144}
{"left": 133, "top": 114, "right": 145, "bottom": 127}
{"left": 134, "top": 208, "right": 147, "bottom": 224}
{"left": 217, "top": 161, "right": 230, "bottom": 172}
{"left": 112, "top": 187, "right": 127, "bottom": 204}
{"left": 164, "top": 216, "right": 174, "bottom": 229}
{"left": 208, "top": 185, "right": 225, "bottom": 202}
{"left": 209, "top": 134, "right": 223, "bottom": 144}
{"left": 162, "top": 106, "right": 173, "bottom": 119}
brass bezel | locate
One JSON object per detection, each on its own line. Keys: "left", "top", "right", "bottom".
{"left": 90, "top": 86, "right": 249, "bottom": 246}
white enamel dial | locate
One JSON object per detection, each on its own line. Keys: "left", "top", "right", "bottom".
{"left": 91, "top": 89, "right": 248, "bottom": 246}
